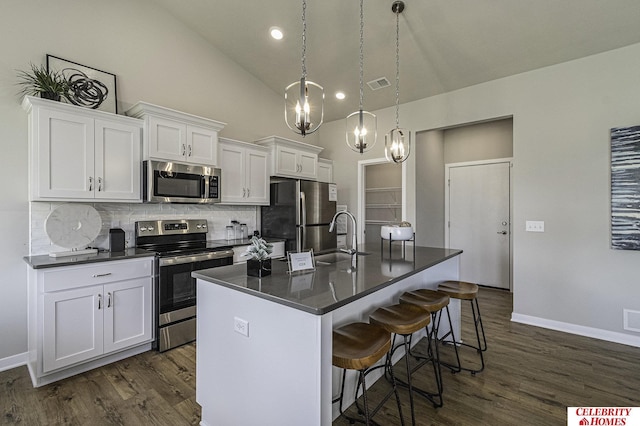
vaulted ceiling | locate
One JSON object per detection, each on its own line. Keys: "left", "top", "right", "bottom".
{"left": 152, "top": 0, "right": 640, "bottom": 122}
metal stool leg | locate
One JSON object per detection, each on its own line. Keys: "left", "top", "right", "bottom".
{"left": 472, "top": 298, "right": 488, "bottom": 352}
{"left": 436, "top": 305, "right": 462, "bottom": 374}
{"left": 440, "top": 298, "right": 485, "bottom": 375}
{"left": 343, "top": 358, "right": 406, "bottom": 425}
{"left": 403, "top": 313, "right": 444, "bottom": 408}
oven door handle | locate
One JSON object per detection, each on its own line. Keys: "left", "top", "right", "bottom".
{"left": 158, "top": 250, "right": 234, "bottom": 266}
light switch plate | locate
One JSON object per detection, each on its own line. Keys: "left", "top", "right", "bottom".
{"left": 525, "top": 220, "right": 544, "bottom": 232}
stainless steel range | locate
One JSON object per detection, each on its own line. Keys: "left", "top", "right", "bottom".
{"left": 135, "top": 219, "right": 233, "bottom": 352}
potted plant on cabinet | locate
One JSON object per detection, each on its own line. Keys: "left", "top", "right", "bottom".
{"left": 16, "top": 63, "right": 69, "bottom": 101}
{"left": 244, "top": 236, "right": 273, "bottom": 277}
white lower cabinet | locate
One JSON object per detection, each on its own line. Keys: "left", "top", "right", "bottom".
{"left": 30, "top": 257, "right": 153, "bottom": 386}
{"left": 43, "top": 285, "right": 104, "bottom": 372}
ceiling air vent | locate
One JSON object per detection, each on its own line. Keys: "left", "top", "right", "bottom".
{"left": 367, "top": 77, "right": 391, "bottom": 91}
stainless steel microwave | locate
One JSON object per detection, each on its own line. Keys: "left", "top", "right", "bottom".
{"left": 143, "top": 160, "right": 221, "bottom": 204}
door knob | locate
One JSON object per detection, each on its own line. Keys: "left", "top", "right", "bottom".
{"left": 497, "top": 231, "right": 507, "bottom": 235}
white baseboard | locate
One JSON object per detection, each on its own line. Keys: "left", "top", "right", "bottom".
{"left": 511, "top": 313, "right": 640, "bottom": 348}
{"left": 0, "top": 352, "right": 27, "bottom": 373}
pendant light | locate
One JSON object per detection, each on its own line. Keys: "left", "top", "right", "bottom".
{"left": 385, "top": 1, "right": 411, "bottom": 163}
{"left": 285, "top": 0, "right": 324, "bottom": 137}
{"left": 346, "top": 0, "right": 377, "bottom": 154}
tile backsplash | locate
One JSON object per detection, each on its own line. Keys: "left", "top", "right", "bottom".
{"left": 30, "top": 201, "right": 259, "bottom": 255}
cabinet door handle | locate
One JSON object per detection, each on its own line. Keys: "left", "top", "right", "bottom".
{"left": 243, "top": 188, "right": 246, "bottom": 198}
{"left": 246, "top": 188, "right": 250, "bottom": 197}
{"left": 98, "top": 177, "right": 103, "bottom": 192}
{"left": 93, "top": 272, "right": 112, "bottom": 277}
{"left": 188, "top": 144, "right": 192, "bottom": 156}
{"left": 89, "top": 176, "right": 93, "bottom": 191}
{"left": 107, "top": 292, "right": 112, "bottom": 308}
{"left": 182, "top": 144, "right": 186, "bottom": 156}
{"left": 98, "top": 293, "right": 102, "bottom": 310}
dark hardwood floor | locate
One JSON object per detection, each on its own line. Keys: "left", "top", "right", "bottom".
{"left": 334, "top": 288, "right": 640, "bottom": 425}
{"left": 2, "top": 288, "right": 640, "bottom": 425}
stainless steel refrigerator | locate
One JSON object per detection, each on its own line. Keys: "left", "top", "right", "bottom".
{"left": 261, "top": 178, "right": 337, "bottom": 254}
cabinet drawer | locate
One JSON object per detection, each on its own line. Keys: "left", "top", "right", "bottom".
{"left": 42, "top": 258, "right": 153, "bottom": 293}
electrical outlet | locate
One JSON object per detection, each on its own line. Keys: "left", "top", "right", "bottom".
{"left": 234, "top": 317, "right": 249, "bottom": 337}
{"left": 525, "top": 220, "right": 545, "bottom": 232}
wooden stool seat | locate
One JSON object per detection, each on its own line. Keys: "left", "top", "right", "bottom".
{"left": 333, "top": 322, "right": 391, "bottom": 371}
{"left": 437, "top": 280, "right": 478, "bottom": 300}
{"left": 399, "top": 289, "right": 450, "bottom": 312}
{"left": 369, "top": 303, "right": 431, "bottom": 335}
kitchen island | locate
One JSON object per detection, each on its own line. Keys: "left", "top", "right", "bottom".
{"left": 193, "top": 244, "right": 462, "bottom": 426}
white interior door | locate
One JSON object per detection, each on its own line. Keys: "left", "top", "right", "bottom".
{"left": 447, "top": 160, "right": 511, "bottom": 289}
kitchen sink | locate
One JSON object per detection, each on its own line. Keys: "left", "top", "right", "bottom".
{"left": 314, "top": 251, "right": 370, "bottom": 264}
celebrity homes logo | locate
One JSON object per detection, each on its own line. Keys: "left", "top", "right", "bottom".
{"left": 568, "top": 407, "right": 640, "bottom": 425}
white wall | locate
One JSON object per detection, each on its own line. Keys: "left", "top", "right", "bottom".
{"left": 0, "top": 0, "right": 314, "bottom": 364}
{"left": 319, "top": 43, "right": 640, "bottom": 345}
{"left": 443, "top": 118, "right": 513, "bottom": 164}
{"left": 412, "top": 119, "right": 513, "bottom": 247}
{"left": 415, "top": 130, "right": 445, "bottom": 247}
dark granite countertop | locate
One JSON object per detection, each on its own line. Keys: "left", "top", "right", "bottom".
{"left": 193, "top": 244, "right": 462, "bottom": 315}
{"left": 24, "top": 248, "right": 156, "bottom": 269}
{"left": 24, "top": 238, "right": 286, "bottom": 269}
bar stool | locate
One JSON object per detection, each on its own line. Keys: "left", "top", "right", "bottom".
{"left": 437, "top": 280, "right": 487, "bottom": 375}
{"left": 369, "top": 304, "right": 434, "bottom": 426}
{"left": 399, "top": 289, "right": 458, "bottom": 405}
{"left": 333, "top": 322, "right": 405, "bottom": 425}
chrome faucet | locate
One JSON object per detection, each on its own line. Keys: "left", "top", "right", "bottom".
{"left": 329, "top": 210, "right": 358, "bottom": 266}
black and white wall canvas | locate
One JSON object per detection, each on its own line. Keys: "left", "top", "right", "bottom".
{"left": 46, "top": 54, "right": 118, "bottom": 114}
{"left": 610, "top": 125, "right": 640, "bottom": 250}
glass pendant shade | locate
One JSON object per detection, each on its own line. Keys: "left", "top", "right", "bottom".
{"left": 346, "top": 109, "right": 377, "bottom": 153}
{"left": 385, "top": 127, "right": 411, "bottom": 163}
{"left": 285, "top": 77, "right": 324, "bottom": 136}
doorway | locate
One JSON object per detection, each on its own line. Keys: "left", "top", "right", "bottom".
{"left": 357, "top": 158, "right": 405, "bottom": 245}
{"left": 445, "top": 159, "right": 512, "bottom": 290}
{"left": 415, "top": 117, "right": 513, "bottom": 290}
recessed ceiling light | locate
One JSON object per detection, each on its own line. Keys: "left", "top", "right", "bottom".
{"left": 270, "top": 27, "right": 284, "bottom": 40}
{"left": 335, "top": 92, "right": 346, "bottom": 100}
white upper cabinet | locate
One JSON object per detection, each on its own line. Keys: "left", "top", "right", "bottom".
{"left": 126, "top": 102, "right": 225, "bottom": 165}
{"left": 317, "top": 158, "right": 334, "bottom": 183}
{"left": 23, "top": 96, "right": 142, "bottom": 202}
{"left": 218, "top": 138, "right": 270, "bottom": 205}
{"left": 255, "top": 136, "right": 323, "bottom": 180}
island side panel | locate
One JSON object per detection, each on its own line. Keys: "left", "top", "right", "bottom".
{"left": 329, "top": 255, "right": 460, "bottom": 420}
{"left": 197, "top": 279, "right": 333, "bottom": 426}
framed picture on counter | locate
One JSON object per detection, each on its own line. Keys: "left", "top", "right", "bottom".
{"left": 287, "top": 250, "right": 316, "bottom": 273}
{"left": 46, "top": 54, "right": 118, "bottom": 114}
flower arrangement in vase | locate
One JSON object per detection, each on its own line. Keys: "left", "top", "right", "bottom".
{"left": 244, "top": 236, "right": 273, "bottom": 277}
